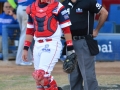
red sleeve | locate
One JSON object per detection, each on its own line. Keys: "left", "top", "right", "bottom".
{"left": 62, "top": 26, "right": 71, "bottom": 34}
{"left": 26, "top": 28, "right": 34, "bottom": 36}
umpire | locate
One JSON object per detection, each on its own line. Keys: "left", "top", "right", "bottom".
{"left": 62, "top": 0, "right": 108, "bottom": 90}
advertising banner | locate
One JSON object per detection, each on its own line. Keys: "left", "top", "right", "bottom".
{"left": 95, "top": 34, "right": 120, "bottom": 61}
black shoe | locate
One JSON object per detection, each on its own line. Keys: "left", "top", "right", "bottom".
{"left": 58, "top": 87, "right": 63, "bottom": 90}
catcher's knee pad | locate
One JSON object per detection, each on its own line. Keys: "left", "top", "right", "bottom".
{"left": 44, "top": 80, "right": 58, "bottom": 90}
{"left": 32, "top": 69, "right": 51, "bottom": 86}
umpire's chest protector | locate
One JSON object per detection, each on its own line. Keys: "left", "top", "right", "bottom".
{"left": 29, "top": 1, "right": 58, "bottom": 37}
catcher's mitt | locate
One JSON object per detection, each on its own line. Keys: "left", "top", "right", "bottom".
{"left": 63, "top": 53, "right": 77, "bottom": 74}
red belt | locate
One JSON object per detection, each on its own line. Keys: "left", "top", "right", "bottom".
{"left": 38, "top": 39, "right": 52, "bottom": 43}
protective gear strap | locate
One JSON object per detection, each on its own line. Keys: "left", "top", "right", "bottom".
{"left": 44, "top": 80, "right": 58, "bottom": 90}
{"left": 37, "top": 86, "right": 45, "bottom": 90}
{"left": 62, "top": 26, "right": 71, "bottom": 34}
{"left": 37, "top": 85, "right": 44, "bottom": 90}
{"left": 36, "top": 81, "right": 44, "bottom": 90}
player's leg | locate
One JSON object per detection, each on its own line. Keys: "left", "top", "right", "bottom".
{"left": 74, "top": 40, "right": 99, "bottom": 90}
{"left": 32, "top": 70, "right": 46, "bottom": 90}
{"left": 33, "top": 41, "right": 62, "bottom": 90}
{"left": 32, "top": 69, "right": 58, "bottom": 90}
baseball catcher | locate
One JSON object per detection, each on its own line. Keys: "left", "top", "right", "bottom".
{"left": 22, "top": 0, "right": 75, "bottom": 89}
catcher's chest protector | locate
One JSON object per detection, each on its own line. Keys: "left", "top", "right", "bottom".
{"left": 30, "top": 0, "right": 58, "bottom": 37}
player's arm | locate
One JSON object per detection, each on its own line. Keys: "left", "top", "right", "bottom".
{"left": 23, "top": 5, "right": 34, "bottom": 51}
{"left": 90, "top": 0, "right": 108, "bottom": 37}
{"left": 22, "top": 6, "right": 34, "bottom": 61}
{"left": 62, "top": 26, "right": 74, "bottom": 54}
{"left": 24, "top": 21, "right": 34, "bottom": 51}
{"left": 57, "top": 3, "right": 74, "bottom": 54}
{"left": 96, "top": 7, "right": 108, "bottom": 32}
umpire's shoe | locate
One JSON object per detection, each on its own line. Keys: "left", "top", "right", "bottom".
{"left": 58, "top": 87, "right": 63, "bottom": 90}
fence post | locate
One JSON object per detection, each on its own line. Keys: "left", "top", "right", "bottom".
{"left": 2, "top": 24, "right": 20, "bottom": 61}
{"left": 2, "top": 25, "right": 9, "bottom": 61}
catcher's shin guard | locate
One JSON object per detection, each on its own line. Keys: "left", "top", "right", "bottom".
{"left": 32, "top": 70, "right": 58, "bottom": 90}
{"left": 44, "top": 80, "right": 58, "bottom": 90}
{"left": 32, "top": 70, "right": 49, "bottom": 90}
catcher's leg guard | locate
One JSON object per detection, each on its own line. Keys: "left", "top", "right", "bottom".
{"left": 32, "top": 69, "right": 53, "bottom": 90}
{"left": 32, "top": 69, "right": 58, "bottom": 90}
{"left": 36, "top": 82, "right": 44, "bottom": 90}
{"left": 32, "top": 69, "right": 50, "bottom": 90}
{"left": 44, "top": 80, "right": 58, "bottom": 90}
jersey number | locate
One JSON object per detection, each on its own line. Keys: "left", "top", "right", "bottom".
{"left": 96, "top": 3, "right": 101, "bottom": 10}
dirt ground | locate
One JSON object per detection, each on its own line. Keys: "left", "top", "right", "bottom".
{"left": 0, "top": 60, "right": 120, "bottom": 76}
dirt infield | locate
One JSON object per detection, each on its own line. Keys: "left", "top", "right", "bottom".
{"left": 0, "top": 60, "right": 120, "bottom": 75}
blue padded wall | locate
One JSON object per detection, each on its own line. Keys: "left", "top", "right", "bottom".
{"left": 108, "top": 4, "right": 120, "bottom": 24}
{"left": 95, "top": 34, "right": 120, "bottom": 61}
{"left": 94, "top": 21, "right": 115, "bottom": 33}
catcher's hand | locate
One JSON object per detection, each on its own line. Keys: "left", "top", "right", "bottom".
{"left": 63, "top": 53, "right": 77, "bottom": 74}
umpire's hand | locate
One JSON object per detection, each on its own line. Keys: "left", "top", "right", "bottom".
{"left": 93, "top": 29, "right": 99, "bottom": 37}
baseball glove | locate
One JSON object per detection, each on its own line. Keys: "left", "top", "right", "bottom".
{"left": 63, "top": 53, "right": 77, "bottom": 74}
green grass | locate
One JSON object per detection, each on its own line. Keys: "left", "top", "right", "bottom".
{"left": 97, "top": 75, "right": 120, "bottom": 85}
{"left": 0, "top": 74, "right": 69, "bottom": 90}
{"left": 0, "top": 74, "right": 120, "bottom": 90}
{"left": 0, "top": 61, "right": 120, "bottom": 90}
{"left": 0, "top": 75, "right": 35, "bottom": 90}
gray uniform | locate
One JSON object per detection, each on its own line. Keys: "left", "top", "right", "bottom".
{"left": 69, "top": 39, "right": 99, "bottom": 90}
{"left": 16, "top": 5, "right": 32, "bottom": 64}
